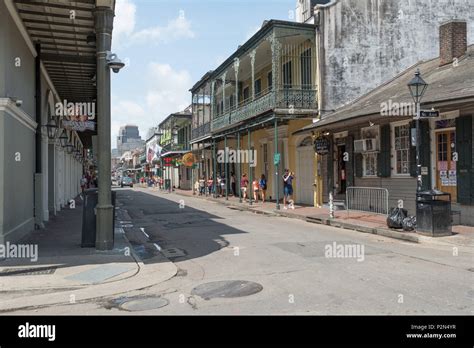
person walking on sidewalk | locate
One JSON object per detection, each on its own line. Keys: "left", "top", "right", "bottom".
{"left": 241, "top": 173, "right": 249, "bottom": 200}
{"left": 259, "top": 174, "right": 267, "bottom": 203}
{"left": 230, "top": 172, "right": 236, "bottom": 196}
{"left": 252, "top": 178, "right": 260, "bottom": 203}
{"left": 80, "top": 175, "right": 88, "bottom": 194}
{"left": 199, "top": 176, "right": 206, "bottom": 196}
{"left": 207, "top": 176, "right": 214, "bottom": 196}
{"left": 282, "top": 169, "right": 295, "bottom": 209}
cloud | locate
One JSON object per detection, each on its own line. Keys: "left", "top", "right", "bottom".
{"left": 113, "top": 0, "right": 194, "bottom": 48}
{"left": 111, "top": 62, "right": 192, "bottom": 147}
{"left": 131, "top": 17, "right": 195, "bottom": 44}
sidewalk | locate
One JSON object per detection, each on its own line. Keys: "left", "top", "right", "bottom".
{"left": 170, "top": 188, "right": 473, "bottom": 246}
{"left": 0, "top": 194, "right": 177, "bottom": 312}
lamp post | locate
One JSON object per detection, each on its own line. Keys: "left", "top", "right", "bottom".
{"left": 407, "top": 68, "right": 428, "bottom": 193}
{"left": 43, "top": 117, "right": 59, "bottom": 140}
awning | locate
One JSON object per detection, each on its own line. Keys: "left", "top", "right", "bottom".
{"left": 160, "top": 151, "right": 188, "bottom": 158}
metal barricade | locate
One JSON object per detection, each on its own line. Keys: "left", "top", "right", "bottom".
{"left": 346, "top": 187, "right": 389, "bottom": 215}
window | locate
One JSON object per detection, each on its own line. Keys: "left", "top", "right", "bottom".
{"left": 363, "top": 153, "right": 377, "bottom": 176}
{"left": 254, "top": 79, "right": 262, "bottom": 97}
{"left": 267, "top": 71, "right": 273, "bottom": 91}
{"left": 300, "top": 48, "right": 312, "bottom": 89}
{"left": 283, "top": 61, "right": 292, "bottom": 88}
{"left": 243, "top": 86, "right": 250, "bottom": 101}
{"left": 392, "top": 123, "right": 411, "bottom": 175}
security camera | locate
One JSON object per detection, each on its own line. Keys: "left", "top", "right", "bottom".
{"left": 106, "top": 51, "right": 125, "bottom": 73}
{"left": 15, "top": 99, "right": 23, "bottom": 107}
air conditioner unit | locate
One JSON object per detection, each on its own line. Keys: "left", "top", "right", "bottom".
{"left": 354, "top": 139, "right": 378, "bottom": 153}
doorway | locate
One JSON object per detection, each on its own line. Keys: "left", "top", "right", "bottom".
{"left": 435, "top": 129, "right": 457, "bottom": 202}
{"left": 336, "top": 144, "right": 347, "bottom": 195}
{"left": 296, "top": 137, "right": 315, "bottom": 205}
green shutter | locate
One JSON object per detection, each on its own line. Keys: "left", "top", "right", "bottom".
{"left": 456, "top": 115, "right": 473, "bottom": 204}
{"left": 377, "top": 124, "right": 391, "bottom": 177}
{"left": 420, "top": 120, "right": 431, "bottom": 191}
{"left": 355, "top": 153, "right": 363, "bottom": 178}
{"left": 409, "top": 121, "right": 417, "bottom": 177}
{"left": 346, "top": 135, "right": 354, "bottom": 187}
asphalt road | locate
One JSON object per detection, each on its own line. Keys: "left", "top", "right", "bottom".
{"left": 17, "top": 187, "right": 474, "bottom": 315}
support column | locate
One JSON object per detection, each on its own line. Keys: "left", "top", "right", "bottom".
{"left": 225, "top": 135, "right": 228, "bottom": 200}
{"left": 250, "top": 49, "right": 256, "bottom": 100}
{"left": 275, "top": 117, "right": 280, "bottom": 210}
{"left": 95, "top": 6, "right": 114, "bottom": 250}
{"left": 237, "top": 132, "right": 242, "bottom": 203}
{"left": 212, "top": 140, "right": 217, "bottom": 198}
{"left": 248, "top": 129, "right": 252, "bottom": 206}
{"left": 234, "top": 58, "right": 240, "bottom": 106}
{"left": 221, "top": 72, "right": 227, "bottom": 115}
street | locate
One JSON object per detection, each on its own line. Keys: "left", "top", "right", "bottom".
{"left": 13, "top": 188, "right": 473, "bottom": 315}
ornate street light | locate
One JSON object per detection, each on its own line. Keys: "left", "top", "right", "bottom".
{"left": 58, "top": 129, "right": 68, "bottom": 148}
{"left": 407, "top": 68, "right": 429, "bottom": 193}
{"left": 65, "top": 142, "right": 74, "bottom": 154}
{"left": 43, "top": 117, "right": 59, "bottom": 140}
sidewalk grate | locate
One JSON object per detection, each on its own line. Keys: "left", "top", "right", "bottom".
{"left": 0, "top": 266, "right": 57, "bottom": 276}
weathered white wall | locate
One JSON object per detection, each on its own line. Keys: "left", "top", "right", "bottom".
{"left": 316, "top": 0, "right": 474, "bottom": 113}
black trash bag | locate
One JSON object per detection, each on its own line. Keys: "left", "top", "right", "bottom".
{"left": 386, "top": 207, "right": 408, "bottom": 229}
{"left": 402, "top": 216, "right": 416, "bottom": 232}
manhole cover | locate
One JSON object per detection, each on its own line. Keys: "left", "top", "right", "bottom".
{"left": 191, "top": 280, "right": 263, "bottom": 300}
{"left": 119, "top": 297, "right": 169, "bottom": 312}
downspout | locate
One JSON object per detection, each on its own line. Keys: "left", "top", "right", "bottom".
{"left": 35, "top": 43, "right": 42, "bottom": 174}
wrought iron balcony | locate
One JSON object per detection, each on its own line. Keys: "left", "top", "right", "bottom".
{"left": 211, "top": 87, "right": 317, "bottom": 131}
{"left": 191, "top": 122, "right": 211, "bottom": 140}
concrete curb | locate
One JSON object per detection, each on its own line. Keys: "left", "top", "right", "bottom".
{"left": 172, "top": 190, "right": 420, "bottom": 243}
{"left": 0, "top": 205, "right": 178, "bottom": 313}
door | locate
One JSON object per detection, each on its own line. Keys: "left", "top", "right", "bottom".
{"left": 297, "top": 140, "right": 315, "bottom": 205}
{"left": 336, "top": 144, "right": 347, "bottom": 195}
{"left": 435, "top": 130, "right": 457, "bottom": 202}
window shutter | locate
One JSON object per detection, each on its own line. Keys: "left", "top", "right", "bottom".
{"left": 409, "top": 121, "right": 417, "bottom": 177}
{"left": 456, "top": 115, "right": 473, "bottom": 204}
{"left": 420, "top": 120, "right": 431, "bottom": 191}
{"left": 355, "top": 153, "right": 363, "bottom": 178}
{"left": 346, "top": 135, "right": 354, "bottom": 187}
{"left": 377, "top": 124, "right": 391, "bottom": 177}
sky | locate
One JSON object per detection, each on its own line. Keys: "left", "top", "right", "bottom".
{"left": 110, "top": 0, "right": 297, "bottom": 148}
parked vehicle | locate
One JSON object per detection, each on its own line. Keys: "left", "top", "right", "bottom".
{"left": 121, "top": 176, "right": 134, "bottom": 188}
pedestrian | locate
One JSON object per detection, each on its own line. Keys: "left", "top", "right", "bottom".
{"left": 220, "top": 176, "right": 226, "bottom": 197}
{"left": 241, "top": 173, "right": 249, "bottom": 200}
{"left": 199, "top": 176, "right": 206, "bottom": 196}
{"left": 80, "top": 175, "right": 87, "bottom": 194}
{"left": 282, "top": 169, "right": 295, "bottom": 209}
{"left": 207, "top": 176, "right": 214, "bottom": 196}
{"left": 252, "top": 178, "right": 259, "bottom": 203}
{"left": 259, "top": 174, "right": 267, "bottom": 203}
{"left": 230, "top": 172, "right": 236, "bottom": 196}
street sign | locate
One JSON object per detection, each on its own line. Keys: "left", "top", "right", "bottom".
{"left": 419, "top": 110, "right": 440, "bottom": 118}
{"left": 314, "top": 136, "right": 330, "bottom": 155}
{"left": 274, "top": 153, "right": 280, "bottom": 165}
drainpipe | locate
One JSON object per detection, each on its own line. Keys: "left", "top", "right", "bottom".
{"left": 95, "top": 6, "right": 114, "bottom": 250}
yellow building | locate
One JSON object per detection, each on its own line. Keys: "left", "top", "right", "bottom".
{"left": 191, "top": 20, "right": 319, "bottom": 208}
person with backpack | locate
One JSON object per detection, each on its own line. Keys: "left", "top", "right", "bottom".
{"left": 282, "top": 169, "right": 295, "bottom": 209}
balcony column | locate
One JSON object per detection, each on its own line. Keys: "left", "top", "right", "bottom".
{"left": 221, "top": 72, "right": 227, "bottom": 121}
{"left": 233, "top": 58, "right": 240, "bottom": 108}
{"left": 248, "top": 129, "right": 253, "bottom": 206}
{"left": 267, "top": 32, "right": 281, "bottom": 100}
{"left": 224, "top": 135, "right": 228, "bottom": 201}
{"left": 249, "top": 49, "right": 256, "bottom": 100}
{"left": 210, "top": 80, "right": 215, "bottom": 122}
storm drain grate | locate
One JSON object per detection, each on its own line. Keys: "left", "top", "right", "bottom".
{"left": 0, "top": 266, "right": 57, "bottom": 276}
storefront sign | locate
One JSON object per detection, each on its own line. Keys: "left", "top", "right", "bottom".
{"left": 314, "top": 137, "right": 330, "bottom": 155}
{"left": 182, "top": 153, "right": 196, "bottom": 167}
{"left": 163, "top": 157, "right": 173, "bottom": 167}
{"left": 62, "top": 120, "right": 95, "bottom": 132}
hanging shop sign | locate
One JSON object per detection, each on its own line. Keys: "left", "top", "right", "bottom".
{"left": 62, "top": 120, "right": 95, "bottom": 132}
{"left": 314, "top": 137, "right": 330, "bottom": 155}
{"left": 274, "top": 153, "right": 281, "bottom": 165}
{"left": 163, "top": 157, "right": 173, "bottom": 167}
{"left": 182, "top": 153, "right": 197, "bottom": 167}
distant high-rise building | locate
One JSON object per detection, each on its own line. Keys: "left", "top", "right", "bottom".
{"left": 117, "top": 125, "right": 145, "bottom": 156}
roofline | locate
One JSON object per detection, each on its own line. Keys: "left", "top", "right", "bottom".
{"left": 158, "top": 112, "right": 192, "bottom": 127}
{"left": 207, "top": 19, "right": 316, "bottom": 82}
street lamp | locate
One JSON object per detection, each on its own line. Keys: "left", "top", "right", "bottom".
{"left": 407, "top": 68, "right": 428, "bottom": 193}
{"left": 43, "top": 117, "right": 59, "bottom": 140}
{"left": 58, "top": 129, "right": 68, "bottom": 148}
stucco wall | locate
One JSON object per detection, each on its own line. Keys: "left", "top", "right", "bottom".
{"left": 317, "top": 0, "right": 474, "bottom": 112}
